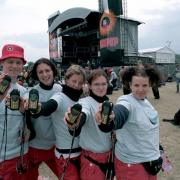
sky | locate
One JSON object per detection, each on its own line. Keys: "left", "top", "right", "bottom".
{"left": 0, "top": 0, "right": 180, "bottom": 62}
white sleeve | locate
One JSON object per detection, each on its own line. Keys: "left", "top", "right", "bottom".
{"left": 116, "top": 96, "right": 131, "bottom": 111}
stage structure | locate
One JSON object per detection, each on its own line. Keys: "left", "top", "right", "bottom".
{"left": 48, "top": 0, "right": 150, "bottom": 68}
{"left": 48, "top": 8, "right": 101, "bottom": 68}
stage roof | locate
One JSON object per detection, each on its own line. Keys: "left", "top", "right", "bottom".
{"left": 49, "top": 7, "right": 100, "bottom": 33}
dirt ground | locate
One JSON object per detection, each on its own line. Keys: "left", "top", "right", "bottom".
{"left": 39, "top": 82, "right": 180, "bottom": 180}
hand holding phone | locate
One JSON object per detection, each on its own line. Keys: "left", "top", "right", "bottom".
{"left": 29, "top": 89, "right": 39, "bottom": 113}
{"left": 67, "top": 104, "right": 82, "bottom": 126}
{"left": 101, "top": 100, "right": 113, "bottom": 125}
{"left": 0, "top": 75, "right": 11, "bottom": 95}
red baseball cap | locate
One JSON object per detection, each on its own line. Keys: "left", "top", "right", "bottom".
{"left": 0, "top": 44, "right": 26, "bottom": 64}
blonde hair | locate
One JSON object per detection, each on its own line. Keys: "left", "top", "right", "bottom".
{"left": 65, "top": 65, "right": 86, "bottom": 83}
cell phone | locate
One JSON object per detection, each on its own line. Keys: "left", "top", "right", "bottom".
{"left": 0, "top": 75, "right": 11, "bottom": 95}
{"left": 101, "top": 101, "right": 113, "bottom": 125}
{"left": 67, "top": 104, "right": 82, "bottom": 125}
{"left": 10, "top": 89, "right": 20, "bottom": 110}
{"left": 29, "top": 89, "right": 39, "bottom": 112}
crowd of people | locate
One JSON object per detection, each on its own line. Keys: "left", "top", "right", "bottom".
{"left": 0, "top": 43, "right": 172, "bottom": 180}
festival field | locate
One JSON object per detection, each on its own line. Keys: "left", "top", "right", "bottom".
{"left": 39, "top": 82, "right": 180, "bottom": 180}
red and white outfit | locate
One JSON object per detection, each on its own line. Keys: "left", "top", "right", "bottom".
{"left": 0, "top": 83, "right": 29, "bottom": 180}
{"left": 27, "top": 83, "right": 62, "bottom": 179}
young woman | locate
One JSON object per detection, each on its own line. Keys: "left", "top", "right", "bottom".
{"left": 65, "top": 69, "right": 113, "bottom": 180}
{"left": 0, "top": 44, "right": 29, "bottom": 180}
{"left": 96, "top": 67, "right": 162, "bottom": 180}
{"left": 26, "top": 58, "right": 62, "bottom": 179}
{"left": 34, "top": 65, "right": 86, "bottom": 180}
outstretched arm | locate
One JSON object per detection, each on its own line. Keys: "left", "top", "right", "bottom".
{"left": 96, "top": 104, "right": 129, "bottom": 132}
{"left": 68, "top": 112, "right": 86, "bottom": 137}
{"left": 31, "top": 99, "right": 58, "bottom": 118}
{"left": 113, "top": 104, "right": 129, "bottom": 129}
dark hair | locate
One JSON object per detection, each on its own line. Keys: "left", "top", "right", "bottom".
{"left": 88, "top": 69, "right": 108, "bottom": 85}
{"left": 145, "top": 66, "right": 161, "bottom": 85}
{"left": 122, "top": 66, "right": 161, "bottom": 86}
{"left": 30, "top": 58, "right": 58, "bottom": 80}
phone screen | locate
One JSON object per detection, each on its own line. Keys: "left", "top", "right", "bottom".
{"left": 0, "top": 79, "right": 10, "bottom": 94}
{"left": 102, "top": 101, "right": 112, "bottom": 124}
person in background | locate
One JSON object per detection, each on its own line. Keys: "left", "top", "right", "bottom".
{"left": 96, "top": 67, "right": 162, "bottom": 180}
{"left": 174, "top": 65, "right": 180, "bottom": 93}
{"left": 120, "top": 66, "right": 131, "bottom": 95}
{"left": 148, "top": 65, "right": 161, "bottom": 99}
{"left": 25, "top": 69, "right": 37, "bottom": 87}
{"left": 104, "top": 68, "right": 113, "bottom": 95}
{"left": 25, "top": 58, "right": 62, "bottom": 179}
{"left": 108, "top": 68, "right": 118, "bottom": 90}
{"left": 82, "top": 83, "right": 89, "bottom": 97}
{"left": 0, "top": 44, "right": 29, "bottom": 179}
{"left": 65, "top": 69, "right": 113, "bottom": 180}
{"left": 17, "top": 74, "right": 25, "bottom": 86}
{"left": 163, "top": 109, "right": 180, "bottom": 126}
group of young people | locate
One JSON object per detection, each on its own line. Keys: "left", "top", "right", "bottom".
{"left": 0, "top": 43, "right": 163, "bottom": 180}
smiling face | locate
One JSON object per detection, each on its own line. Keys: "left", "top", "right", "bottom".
{"left": 2, "top": 58, "right": 24, "bottom": 80}
{"left": 89, "top": 75, "right": 108, "bottom": 97}
{"left": 130, "top": 75, "right": 150, "bottom": 100}
{"left": 36, "top": 63, "right": 54, "bottom": 86}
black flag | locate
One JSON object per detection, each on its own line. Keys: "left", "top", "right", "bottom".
{"left": 99, "top": 0, "right": 124, "bottom": 66}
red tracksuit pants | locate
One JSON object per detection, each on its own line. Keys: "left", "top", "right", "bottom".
{"left": 0, "top": 155, "right": 29, "bottom": 180}
{"left": 115, "top": 156, "right": 157, "bottom": 180}
{"left": 80, "top": 150, "right": 110, "bottom": 180}
{"left": 27, "top": 147, "right": 58, "bottom": 180}
{"left": 55, "top": 155, "right": 80, "bottom": 180}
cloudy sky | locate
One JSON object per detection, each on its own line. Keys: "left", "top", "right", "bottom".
{"left": 0, "top": 0, "right": 180, "bottom": 62}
